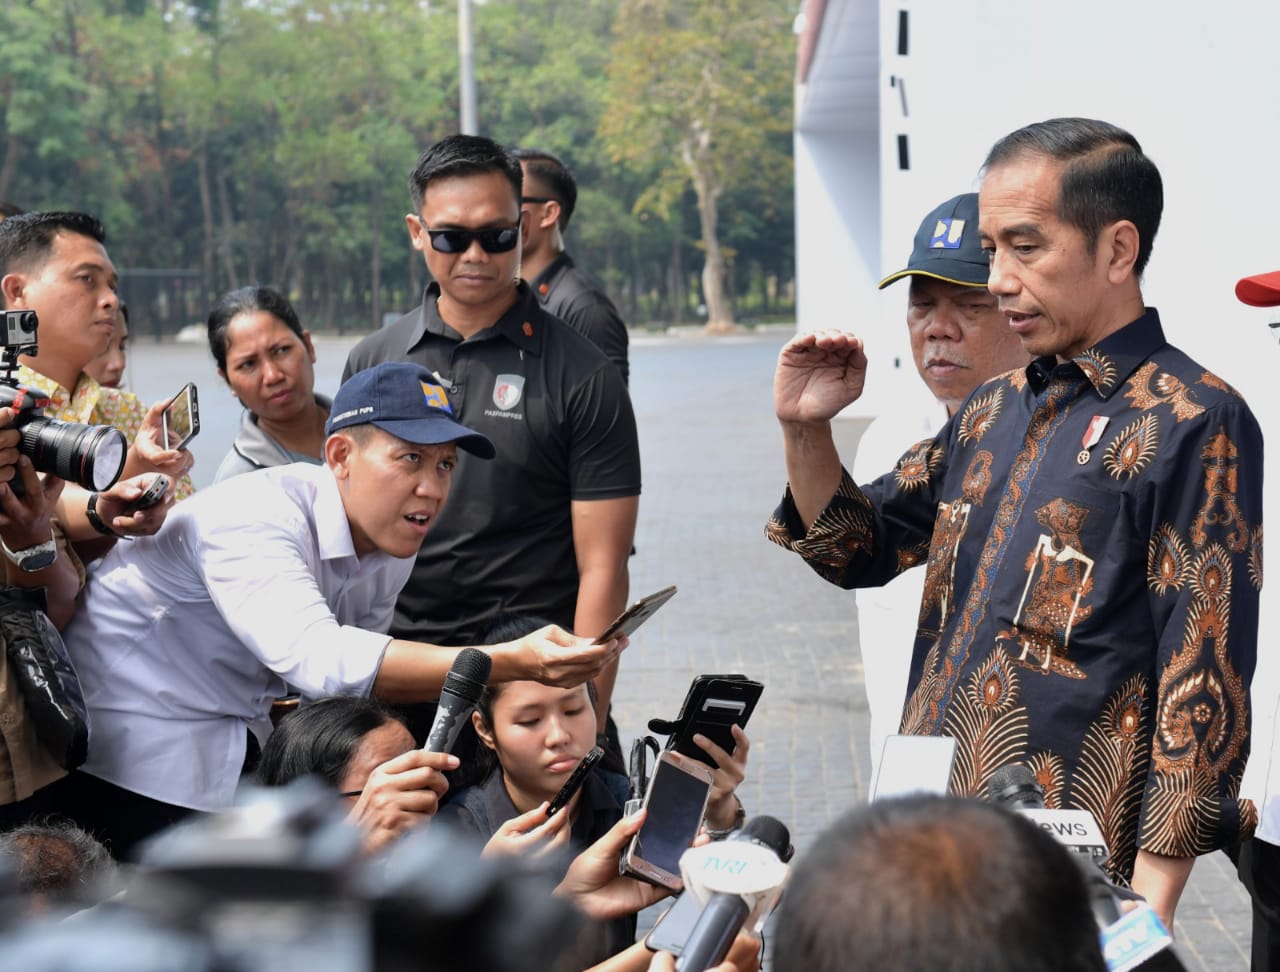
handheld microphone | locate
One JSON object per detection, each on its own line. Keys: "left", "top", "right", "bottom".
{"left": 423, "top": 648, "right": 492, "bottom": 754}
{"left": 675, "top": 815, "right": 792, "bottom": 972}
{"left": 987, "top": 764, "right": 1110, "bottom": 865}
{"left": 987, "top": 764, "right": 1186, "bottom": 972}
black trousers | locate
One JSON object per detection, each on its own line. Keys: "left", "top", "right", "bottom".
{"left": 1237, "top": 838, "right": 1280, "bottom": 972}
{"left": 38, "top": 770, "right": 199, "bottom": 861}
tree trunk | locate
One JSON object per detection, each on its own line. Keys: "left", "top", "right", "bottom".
{"left": 215, "top": 151, "right": 238, "bottom": 290}
{"left": 693, "top": 169, "right": 733, "bottom": 332}
{"left": 196, "top": 136, "right": 216, "bottom": 302}
{"left": 369, "top": 182, "right": 383, "bottom": 334}
{"left": 0, "top": 132, "right": 21, "bottom": 203}
{"left": 682, "top": 129, "right": 734, "bottom": 333}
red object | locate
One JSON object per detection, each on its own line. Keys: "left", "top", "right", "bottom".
{"left": 1235, "top": 270, "right": 1280, "bottom": 307}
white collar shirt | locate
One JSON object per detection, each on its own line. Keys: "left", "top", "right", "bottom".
{"left": 63, "top": 462, "right": 415, "bottom": 811}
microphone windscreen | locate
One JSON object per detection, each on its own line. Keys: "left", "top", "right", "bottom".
{"left": 443, "top": 647, "right": 492, "bottom": 703}
{"left": 987, "top": 763, "right": 1044, "bottom": 808}
{"left": 738, "top": 815, "right": 793, "bottom": 861}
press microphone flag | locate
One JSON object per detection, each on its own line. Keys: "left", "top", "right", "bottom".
{"left": 424, "top": 648, "right": 492, "bottom": 754}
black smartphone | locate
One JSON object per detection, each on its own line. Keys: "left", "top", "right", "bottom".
{"left": 123, "top": 473, "right": 169, "bottom": 514}
{"left": 658, "top": 675, "right": 764, "bottom": 769}
{"left": 161, "top": 382, "right": 200, "bottom": 451}
{"left": 593, "top": 585, "right": 677, "bottom": 645}
{"left": 644, "top": 890, "right": 703, "bottom": 956}
{"left": 547, "top": 745, "right": 604, "bottom": 817}
{"left": 620, "top": 750, "right": 714, "bottom": 891}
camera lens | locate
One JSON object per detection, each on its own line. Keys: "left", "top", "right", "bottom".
{"left": 17, "top": 418, "right": 127, "bottom": 492}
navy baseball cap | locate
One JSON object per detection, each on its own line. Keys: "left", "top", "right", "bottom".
{"left": 327, "top": 362, "right": 496, "bottom": 459}
{"left": 1236, "top": 270, "right": 1280, "bottom": 307}
{"left": 878, "top": 193, "right": 989, "bottom": 290}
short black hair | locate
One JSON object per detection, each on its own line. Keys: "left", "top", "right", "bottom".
{"left": 257, "top": 696, "right": 404, "bottom": 789}
{"left": 206, "top": 285, "right": 306, "bottom": 372}
{"left": 983, "top": 117, "right": 1163, "bottom": 277}
{"left": 0, "top": 200, "right": 26, "bottom": 220}
{"left": 772, "top": 795, "right": 1106, "bottom": 972}
{"left": 512, "top": 148, "right": 578, "bottom": 232}
{"left": 408, "top": 134, "right": 523, "bottom": 215}
{"left": 0, "top": 211, "right": 107, "bottom": 280}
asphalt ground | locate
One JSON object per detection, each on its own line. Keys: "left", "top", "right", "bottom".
{"left": 129, "top": 327, "right": 1253, "bottom": 968}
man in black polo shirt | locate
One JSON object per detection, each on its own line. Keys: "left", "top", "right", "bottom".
{"left": 512, "top": 148, "right": 629, "bottom": 384}
{"left": 343, "top": 135, "right": 640, "bottom": 738}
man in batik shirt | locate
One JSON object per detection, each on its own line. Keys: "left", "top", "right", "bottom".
{"left": 768, "top": 118, "right": 1261, "bottom": 932}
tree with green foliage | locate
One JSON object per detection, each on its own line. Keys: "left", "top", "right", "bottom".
{"left": 0, "top": 0, "right": 794, "bottom": 334}
{"left": 600, "top": 0, "right": 793, "bottom": 332}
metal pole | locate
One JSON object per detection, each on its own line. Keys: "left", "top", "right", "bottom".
{"left": 458, "top": 0, "right": 477, "bottom": 134}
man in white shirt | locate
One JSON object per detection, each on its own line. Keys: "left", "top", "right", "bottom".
{"left": 854, "top": 193, "right": 1030, "bottom": 781}
{"left": 1233, "top": 268, "right": 1280, "bottom": 971}
{"left": 46, "top": 361, "right": 625, "bottom": 859}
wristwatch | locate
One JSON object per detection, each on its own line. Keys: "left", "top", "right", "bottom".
{"left": 704, "top": 794, "right": 747, "bottom": 840}
{"left": 0, "top": 534, "right": 57, "bottom": 572}
{"left": 85, "top": 491, "right": 118, "bottom": 538}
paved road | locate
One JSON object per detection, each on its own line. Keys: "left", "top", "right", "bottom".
{"left": 125, "top": 327, "right": 1252, "bottom": 968}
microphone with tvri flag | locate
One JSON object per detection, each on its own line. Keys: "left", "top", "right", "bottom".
{"left": 423, "top": 648, "right": 492, "bottom": 754}
{"left": 987, "top": 763, "right": 1186, "bottom": 972}
{"left": 675, "top": 815, "right": 793, "bottom": 972}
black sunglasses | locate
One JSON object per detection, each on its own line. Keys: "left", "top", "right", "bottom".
{"left": 521, "top": 196, "right": 555, "bottom": 205}
{"left": 421, "top": 222, "right": 521, "bottom": 254}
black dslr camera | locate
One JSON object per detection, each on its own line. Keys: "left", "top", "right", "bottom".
{"left": 0, "top": 309, "right": 126, "bottom": 493}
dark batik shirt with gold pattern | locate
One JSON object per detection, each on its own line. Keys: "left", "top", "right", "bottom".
{"left": 768, "top": 309, "right": 1262, "bottom": 879}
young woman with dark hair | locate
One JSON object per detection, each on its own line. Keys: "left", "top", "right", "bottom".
{"left": 257, "top": 696, "right": 452, "bottom": 853}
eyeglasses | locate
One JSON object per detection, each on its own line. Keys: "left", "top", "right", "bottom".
{"left": 420, "top": 222, "right": 521, "bottom": 254}
{"left": 521, "top": 196, "right": 555, "bottom": 205}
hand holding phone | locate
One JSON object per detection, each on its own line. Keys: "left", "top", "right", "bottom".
{"left": 620, "top": 750, "right": 714, "bottom": 891}
{"left": 123, "top": 473, "right": 169, "bottom": 514}
{"left": 161, "top": 382, "right": 200, "bottom": 452}
{"left": 594, "top": 585, "right": 678, "bottom": 645}
{"left": 547, "top": 745, "right": 604, "bottom": 817}
{"left": 651, "top": 674, "right": 764, "bottom": 770}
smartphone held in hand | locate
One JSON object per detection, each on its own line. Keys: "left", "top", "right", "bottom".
{"left": 593, "top": 585, "right": 677, "bottom": 645}
{"left": 620, "top": 750, "right": 714, "bottom": 891}
{"left": 161, "top": 383, "right": 200, "bottom": 451}
{"left": 547, "top": 746, "right": 605, "bottom": 817}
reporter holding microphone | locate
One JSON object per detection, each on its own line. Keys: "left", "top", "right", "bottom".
{"left": 43, "top": 362, "right": 624, "bottom": 859}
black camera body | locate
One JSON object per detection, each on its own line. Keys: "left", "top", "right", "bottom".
{"left": 0, "top": 309, "right": 127, "bottom": 493}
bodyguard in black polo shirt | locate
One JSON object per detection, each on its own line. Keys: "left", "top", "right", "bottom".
{"left": 343, "top": 135, "right": 640, "bottom": 737}
{"left": 512, "top": 148, "right": 629, "bottom": 385}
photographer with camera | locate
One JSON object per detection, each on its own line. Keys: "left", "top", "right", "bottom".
{"left": 45, "top": 361, "right": 623, "bottom": 859}
{"left": 0, "top": 211, "right": 195, "bottom": 544}
{"left": 0, "top": 396, "right": 171, "bottom": 831}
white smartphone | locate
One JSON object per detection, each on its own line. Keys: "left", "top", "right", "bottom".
{"left": 870, "top": 734, "right": 958, "bottom": 801}
{"left": 644, "top": 890, "right": 703, "bottom": 956}
{"left": 621, "top": 750, "right": 714, "bottom": 891}
{"left": 161, "top": 382, "right": 200, "bottom": 451}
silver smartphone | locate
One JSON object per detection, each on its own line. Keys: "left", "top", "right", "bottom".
{"left": 161, "top": 382, "right": 200, "bottom": 451}
{"left": 621, "top": 750, "right": 714, "bottom": 891}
